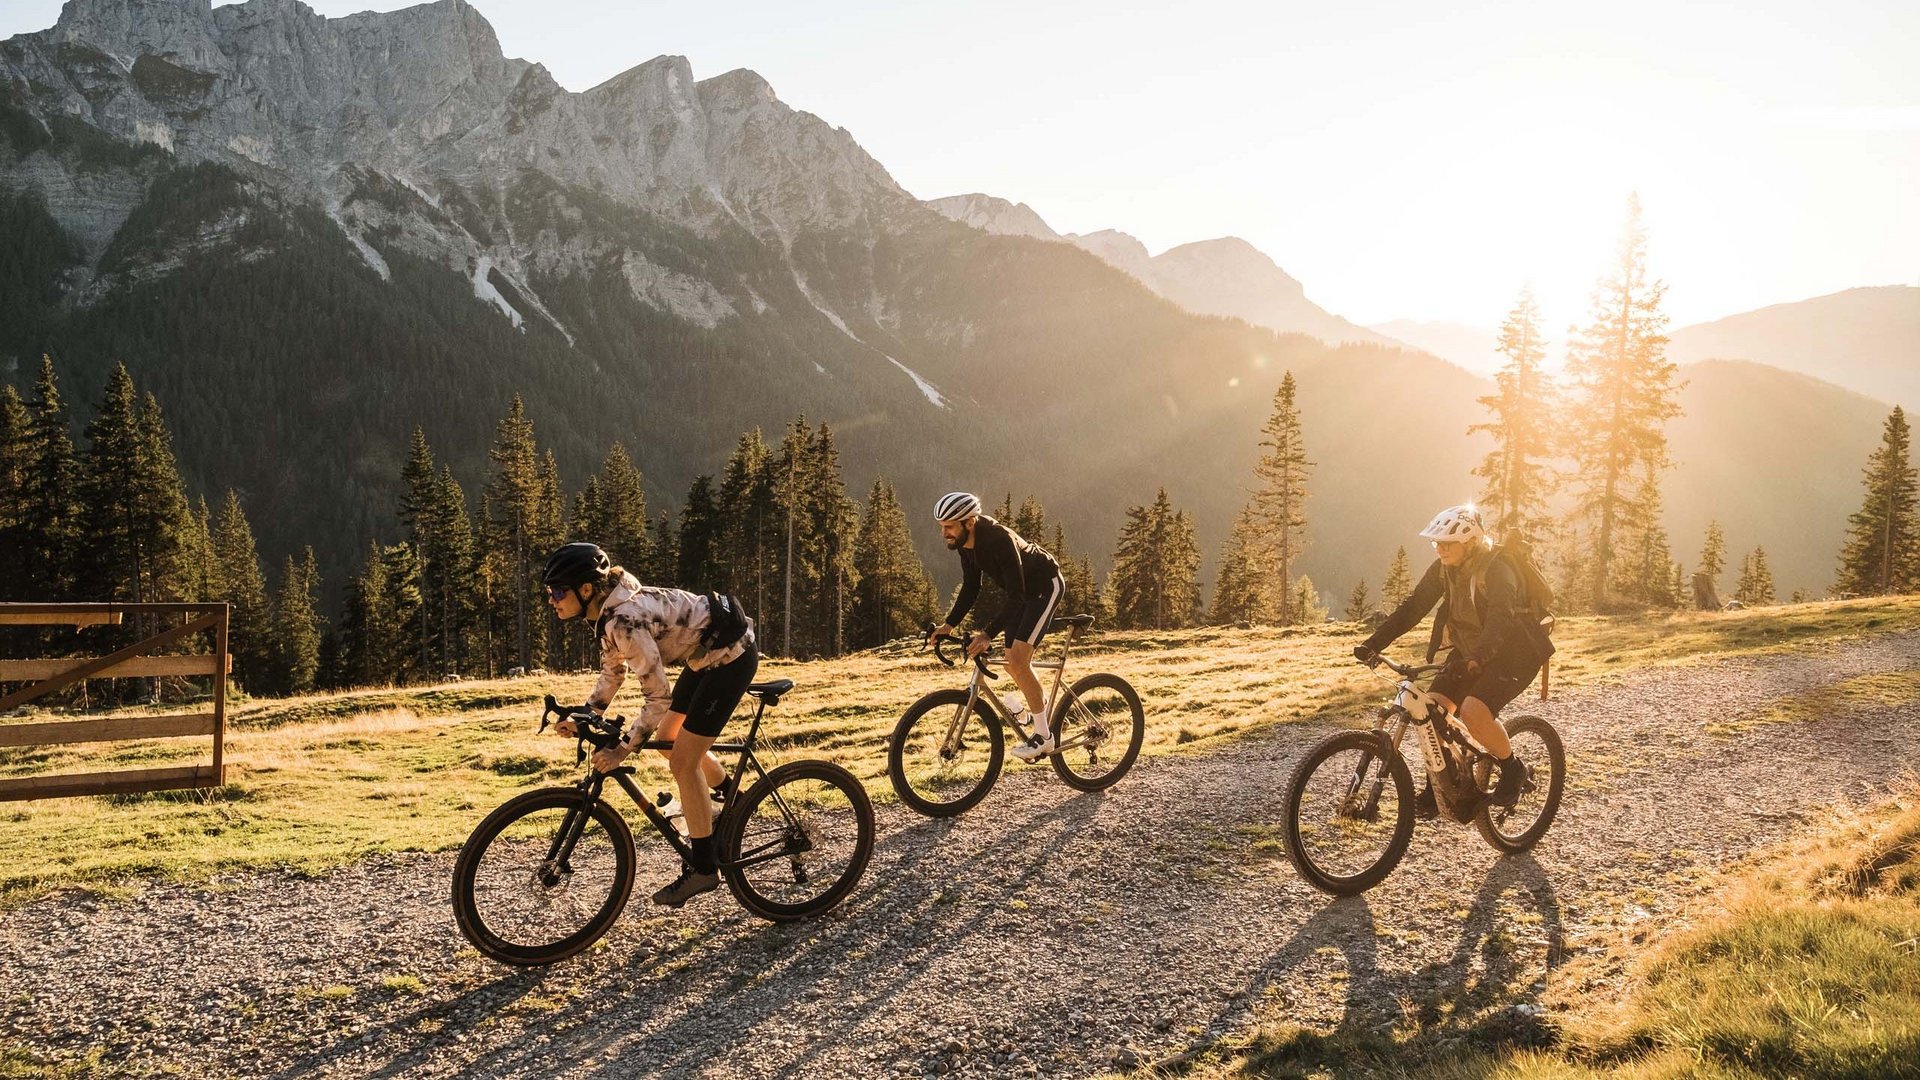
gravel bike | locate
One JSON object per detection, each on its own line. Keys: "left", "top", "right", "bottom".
{"left": 1282, "top": 652, "right": 1565, "bottom": 896}
{"left": 452, "top": 682, "right": 875, "bottom": 966}
{"left": 887, "top": 616, "right": 1145, "bottom": 817}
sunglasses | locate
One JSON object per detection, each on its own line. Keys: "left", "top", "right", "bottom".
{"left": 546, "top": 585, "right": 573, "bottom": 601}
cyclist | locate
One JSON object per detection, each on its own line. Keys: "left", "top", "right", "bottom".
{"left": 543, "top": 542, "right": 757, "bottom": 907}
{"left": 926, "top": 492, "right": 1065, "bottom": 762}
{"left": 1354, "top": 505, "right": 1537, "bottom": 815}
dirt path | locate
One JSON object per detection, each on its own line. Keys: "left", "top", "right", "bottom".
{"left": 6, "top": 633, "right": 1920, "bottom": 1079}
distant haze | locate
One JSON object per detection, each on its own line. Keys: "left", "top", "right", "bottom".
{"left": 5, "top": 0, "right": 1911, "bottom": 334}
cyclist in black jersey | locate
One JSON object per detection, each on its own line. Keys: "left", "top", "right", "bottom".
{"left": 927, "top": 492, "right": 1066, "bottom": 762}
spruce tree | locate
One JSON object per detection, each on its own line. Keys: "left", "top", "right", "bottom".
{"left": 1469, "top": 287, "right": 1558, "bottom": 534}
{"left": 1292, "top": 575, "right": 1329, "bottom": 624}
{"left": 1251, "top": 372, "right": 1311, "bottom": 623}
{"left": 583, "top": 442, "right": 650, "bottom": 572}
{"left": 271, "top": 548, "right": 323, "bottom": 694}
{"left": 428, "top": 466, "right": 475, "bottom": 675}
{"left": 339, "top": 540, "right": 392, "bottom": 686}
{"left": 1109, "top": 490, "right": 1199, "bottom": 630}
{"left": 1345, "top": 579, "right": 1370, "bottom": 623}
{"left": 482, "top": 397, "right": 544, "bottom": 673}
{"left": 1382, "top": 546, "right": 1413, "bottom": 609}
{"left": 1563, "top": 195, "right": 1682, "bottom": 611}
{"left": 853, "top": 479, "right": 934, "bottom": 646}
{"left": 676, "top": 475, "right": 722, "bottom": 591}
{"left": 1208, "top": 505, "right": 1268, "bottom": 624}
{"left": 210, "top": 490, "right": 274, "bottom": 692}
{"left": 21, "top": 356, "right": 80, "bottom": 599}
{"left": 645, "top": 510, "right": 679, "bottom": 588}
{"left": 1736, "top": 547, "right": 1776, "bottom": 606}
{"left": 0, "top": 385, "right": 31, "bottom": 598}
{"left": 1698, "top": 521, "right": 1727, "bottom": 595}
{"left": 716, "top": 429, "right": 777, "bottom": 628}
{"left": 1835, "top": 406, "right": 1919, "bottom": 596}
{"left": 398, "top": 428, "right": 438, "bottom": 673}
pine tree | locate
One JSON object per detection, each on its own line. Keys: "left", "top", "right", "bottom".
{"left": 339, "top": 540, "right": 392, "bottom": 686}
{"left": 1698, "top": 521, "right": 1727, "bottom": 594}
{"left": 0, "top": 385, "right": 33, "bottom": 598}
{"left": 427, "top": 466, "right": 475, "bottom": 675}
{"left": 1051, "top": 523, "right": 1102, "bottom": 620}
{"left": 1835, "top": 407, "right": 1919, "bottom": 597}
{"left": 1345, "top": 579, "right": 1370, "bottom": 623}
{"left": 1735, "top": 547, "right": 1776, "bottom": 606}
{"left": 1109, "top": 490, "right": 1200, "bottom": 630}
{"left": 82, "top": 368, "right": 198, "bottom": 608}
{"left": 1563, "top": 195, "right": 1682, "bottom": 611}
{"left": 582, "top": 442, "right": 651, "bottom": 572}
{"left": 1251, "top": 372, "right": 1311, "bottom": 623}
{"left": 482, "top": 397, "right": 544, "bottom": 673}
{"left": 645, "top": 510, "right": 679, "bottom": 588}
{"left": 1469, "top": 287, "right": 1558, "bottom": 534}
{"left": 716, "top": 429, "right": 777, "bottom": 630}
{"left": 270, "top": 548, "right": 322, "bottom": 694}
{"left": 1293, "top": 575, "right": 1329, "bottom": 624}
{"left": 676, "top": 475, "right": 722, "bottom": 590}
{"left": 1382, "top": 546, "right": 1413, "bottom": 609}
{"left": 18, "top": 356, "right": 80, "bottom": 599}
{"left": 1208, "top": 505, "right": 1269, "bottom": 624}
{"left": 210, "top": 490, "right": 274, "bottom": 692}
{"left": 853, "top": 479, "right": 934, "bottom": 646}
{"left": 398, "top": 429, "right": 438, "bottom": 674}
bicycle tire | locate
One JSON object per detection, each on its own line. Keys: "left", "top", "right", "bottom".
{"left": 887, "top": 688, "right": 1005, "bottom": 817}
{"left": 1475, "top": 715, "right": 1565, "bottom": 853}
{"left": 1283, "top": 730, "right": 1417, "bottom": 896}
{"left": 1047, "top": 673, "right": 1146, "bottom": 792}
{"left": 719, "top": 759, "right": 875, "bottom": 921}
{"left": 452, "top": 787, "right": 635, "bottom": 966}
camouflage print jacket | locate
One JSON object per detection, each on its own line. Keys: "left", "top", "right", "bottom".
{"left": 586, "top": 572, "right": 756, "bottom": 746}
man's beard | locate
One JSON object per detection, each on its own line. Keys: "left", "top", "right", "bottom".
{"left": 944, "top": 533, "right": 964, "bottom": 550}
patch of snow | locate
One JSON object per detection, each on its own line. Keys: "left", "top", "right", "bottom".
{"left": 813, "top": 361, "right": 828, "bottom": 375}
{"left": 888, "top": 357, "right": 948, "bottom": 409}
{"left": 326, "top": 207, "right": 390, "bottom": 281}
{"left": 472, "top": 256, "right": 524, "bottom": 329}
{"left": 395, "top": 174, "right": 442, "bottom": 210}
{"left": 745, "top": 287, "right": 770, "bottom": 315}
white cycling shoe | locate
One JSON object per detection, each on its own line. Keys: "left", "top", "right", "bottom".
{"left": 1012, "top": 733, "right": 1057, "bottom": 762}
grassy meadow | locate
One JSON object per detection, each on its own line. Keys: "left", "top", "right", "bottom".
{"left": 1, "top": 596, "right": 1917, "bottom": 904}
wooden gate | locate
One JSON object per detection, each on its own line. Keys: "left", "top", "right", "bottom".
{"left": 0, "top": 603, "right": 231, "bottom": 801}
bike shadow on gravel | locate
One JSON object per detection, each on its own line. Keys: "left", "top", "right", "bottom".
{"left": 394, "top": 789, "right": 1115, "bottom": 1079}
{"left": 1205, "top": 853, "right": 1567, "bottom": 1063}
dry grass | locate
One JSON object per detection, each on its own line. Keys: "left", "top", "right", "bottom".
{"left": 1, "top": 596, "right": 1916, "bottom": 906}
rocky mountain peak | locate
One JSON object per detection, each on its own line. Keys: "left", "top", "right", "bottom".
{"left": 923, "top": 193, "right": 1058, "bottom": 241}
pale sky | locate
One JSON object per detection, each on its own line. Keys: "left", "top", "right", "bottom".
{"left": 5, "top": 0, "right": 1916, "bottom": 333}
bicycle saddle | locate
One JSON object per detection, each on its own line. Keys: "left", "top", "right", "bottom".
{"left": 1050, "top": 613, "right": 1097, "bottom": 631}
{"left": 748, "top": 679, "right": 795, "bottom": 706}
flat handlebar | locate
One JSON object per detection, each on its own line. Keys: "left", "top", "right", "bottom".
{"left": 1357, "top": 653, "right": 1448, "bottom": 681}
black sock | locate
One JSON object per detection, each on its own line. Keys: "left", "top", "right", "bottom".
{"left": 690, "top": 834, "right": 718, "bottom": 875}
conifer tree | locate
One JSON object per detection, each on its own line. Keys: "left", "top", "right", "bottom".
{"left": 428, "top": 466, "right": 475, "bottom": 674}
{"left": 1382, "top": 546, "right": 1413, "bottom": 609}
{"left": 210, "top": 490, "right": 274, "bottom": 691}
{"left": 716, "top": 429, "right": 777, "bottom": 626}
{"left": 1109, "top": 490, "right": 1200, "bottom": 630}
{"left": 582, "top": 442, "right": 650, "bottom": 572}
{"left": 0, "top": 385, "right": 32, "bottom": 598}
{"left": 1835, "top": 406, "right": 1919, "bottom": 596}
{"left": 271, "top": 548, "right": 322, "bottom": 694}
{"left": 398, "top": 428, "right": 439, "bottom": 673}
{"left": 853, "top": 480, "right": 934, "bottom": 646}
{"left": 82, "top": 368, "right": 197, "bottom": 607}
{"left": 1698, "top": 521, "right": 1727, "bottom": 595}
{"left": 645, "top": 510, "right": 679, "bottom": 588}
{"left": 19, "top": 356, "right": 79, "bottom": 599}
{"left": 1208, "top": 506, "right": 1269, "bottom": 624}
{"left": 1293, "top": 575, "right": 1329, "bottom": 624}
{"left": 482, "top": 397, "right": 544, "bottom": 673}
{"left": 1051, "top": 523, "right": 1102, "bottom": 620}
{"left": 1345, "top": 579, "right": 1370, "bottom": 622}
{"left": 1563, "top": 195, "right": 1682, "bottom": 610}
{"left": 802, "top": 424, "right": 860, "bottom": 656}
{"left": 1470, "top": 287, "right": 1558, "bottom": 534}
{"left": 676, "top": 475, "right": 722, "bottom": 591}
{"left": 1251, "top": 372, "right": 1311, "bottom": 623}
{"left": 339, "top": 540, "right": 392, "bottom": 686}
{"left": 1735, "top": 547, "right": 1776, "bottom": 606}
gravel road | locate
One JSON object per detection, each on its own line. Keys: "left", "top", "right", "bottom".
{"left": 6, "top": 632, "right": 1919, "bottom": 1079}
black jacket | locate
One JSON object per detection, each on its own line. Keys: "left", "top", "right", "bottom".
{"left": 944, "top": 516, "right": 1059, "bottom": 636}
{"left": 1362, "top": 552, "right": 1537, "bottom": 667}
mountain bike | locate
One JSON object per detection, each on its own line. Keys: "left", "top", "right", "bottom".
{"left": 452, "top": 682, "right": 875, "bottom": 966}
{"left": 886, "top": 616, "right": 1145, "bottom": 817}
{"left": 1282, "top": 652, "right": 1565, "bottom": 896}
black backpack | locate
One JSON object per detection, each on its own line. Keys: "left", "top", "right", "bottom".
{"left": 700, "top": 592, "right": 750, "bottom": 650}
{"left": 1473, "top": 533, "right": 1557, "bottom": 696}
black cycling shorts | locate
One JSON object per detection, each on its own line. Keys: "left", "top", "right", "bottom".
{"left": 669, "top": 642, "right": 759, "bottom": 738}
{"left": 1429, "top": 651, "right": 1540, "bottom": 717}
{"left": 1003, "top": 573, "right": 1066, "bottom": 648}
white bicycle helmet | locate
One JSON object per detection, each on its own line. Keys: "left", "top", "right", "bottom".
{"left": 933, "top": 491, "right": 982, "bottom": 522}
{"left": 1418, "top": 504, "right": 1486, "bottom": 543}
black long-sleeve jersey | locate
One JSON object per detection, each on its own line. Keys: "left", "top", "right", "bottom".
{"left": 943, "top": 516, "right": 1060, "bottom": 636}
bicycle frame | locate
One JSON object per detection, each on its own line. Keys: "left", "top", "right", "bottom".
{"left": 936, "top": 626, "right": 1101, "bottom": 757}
{"left": 1347, "top": 661, "right": 1491, "bottom": 822}
{"left": 545, "top": 691, "right": 809, "bottom": 875}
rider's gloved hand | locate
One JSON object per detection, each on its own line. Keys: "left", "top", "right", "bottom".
{"left": 927, "top": 623, "right": 952, "bottom": 648}
{"left": 965, "top": 631, "right": 991, "bottom": 659}
{"left": 556, "top": 705, "right": 597, "bottom": 738}
{"left": 1352, "top": 645, "right": 1380, "bottom": 667}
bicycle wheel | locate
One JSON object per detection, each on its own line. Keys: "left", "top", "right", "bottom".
{"left": 1475, "top": 715, "right": 1565, "bottom": 853}
{"left": 1283, "top": 730, "right": 1417, "bottom": 897}
{"left": 887, "top": 688, "right": 1004, "bottom": 817}
{"left": 452, "top": 787, "right": 635, "bottom": 966}
{"left": 719, "top": 759, "right": 875, "bottom": 921}
{"left": 1048, "top": 673, "right": 1146, "bottom": 792}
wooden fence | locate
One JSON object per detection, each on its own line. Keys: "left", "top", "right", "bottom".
{"left": 0, "top": 603, "right": 231, "bottom": 801}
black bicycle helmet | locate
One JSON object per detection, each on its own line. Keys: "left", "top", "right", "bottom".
{"left": 542, "top": 542, "right": 610, "bottom": 589}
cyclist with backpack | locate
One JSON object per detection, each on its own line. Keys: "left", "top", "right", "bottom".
{"left": 1354, "top": 505, "right": 1553, "bottom": 814}
{"left": 926, "top": 492, "right": 1066, "bottom": 762}
{"left": 542, "top": 542, "right": 757, "bottom": 907}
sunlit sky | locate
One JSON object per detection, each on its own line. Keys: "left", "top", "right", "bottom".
{"left": 5, "top": 0, "right": 1916, "bottom": 332}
